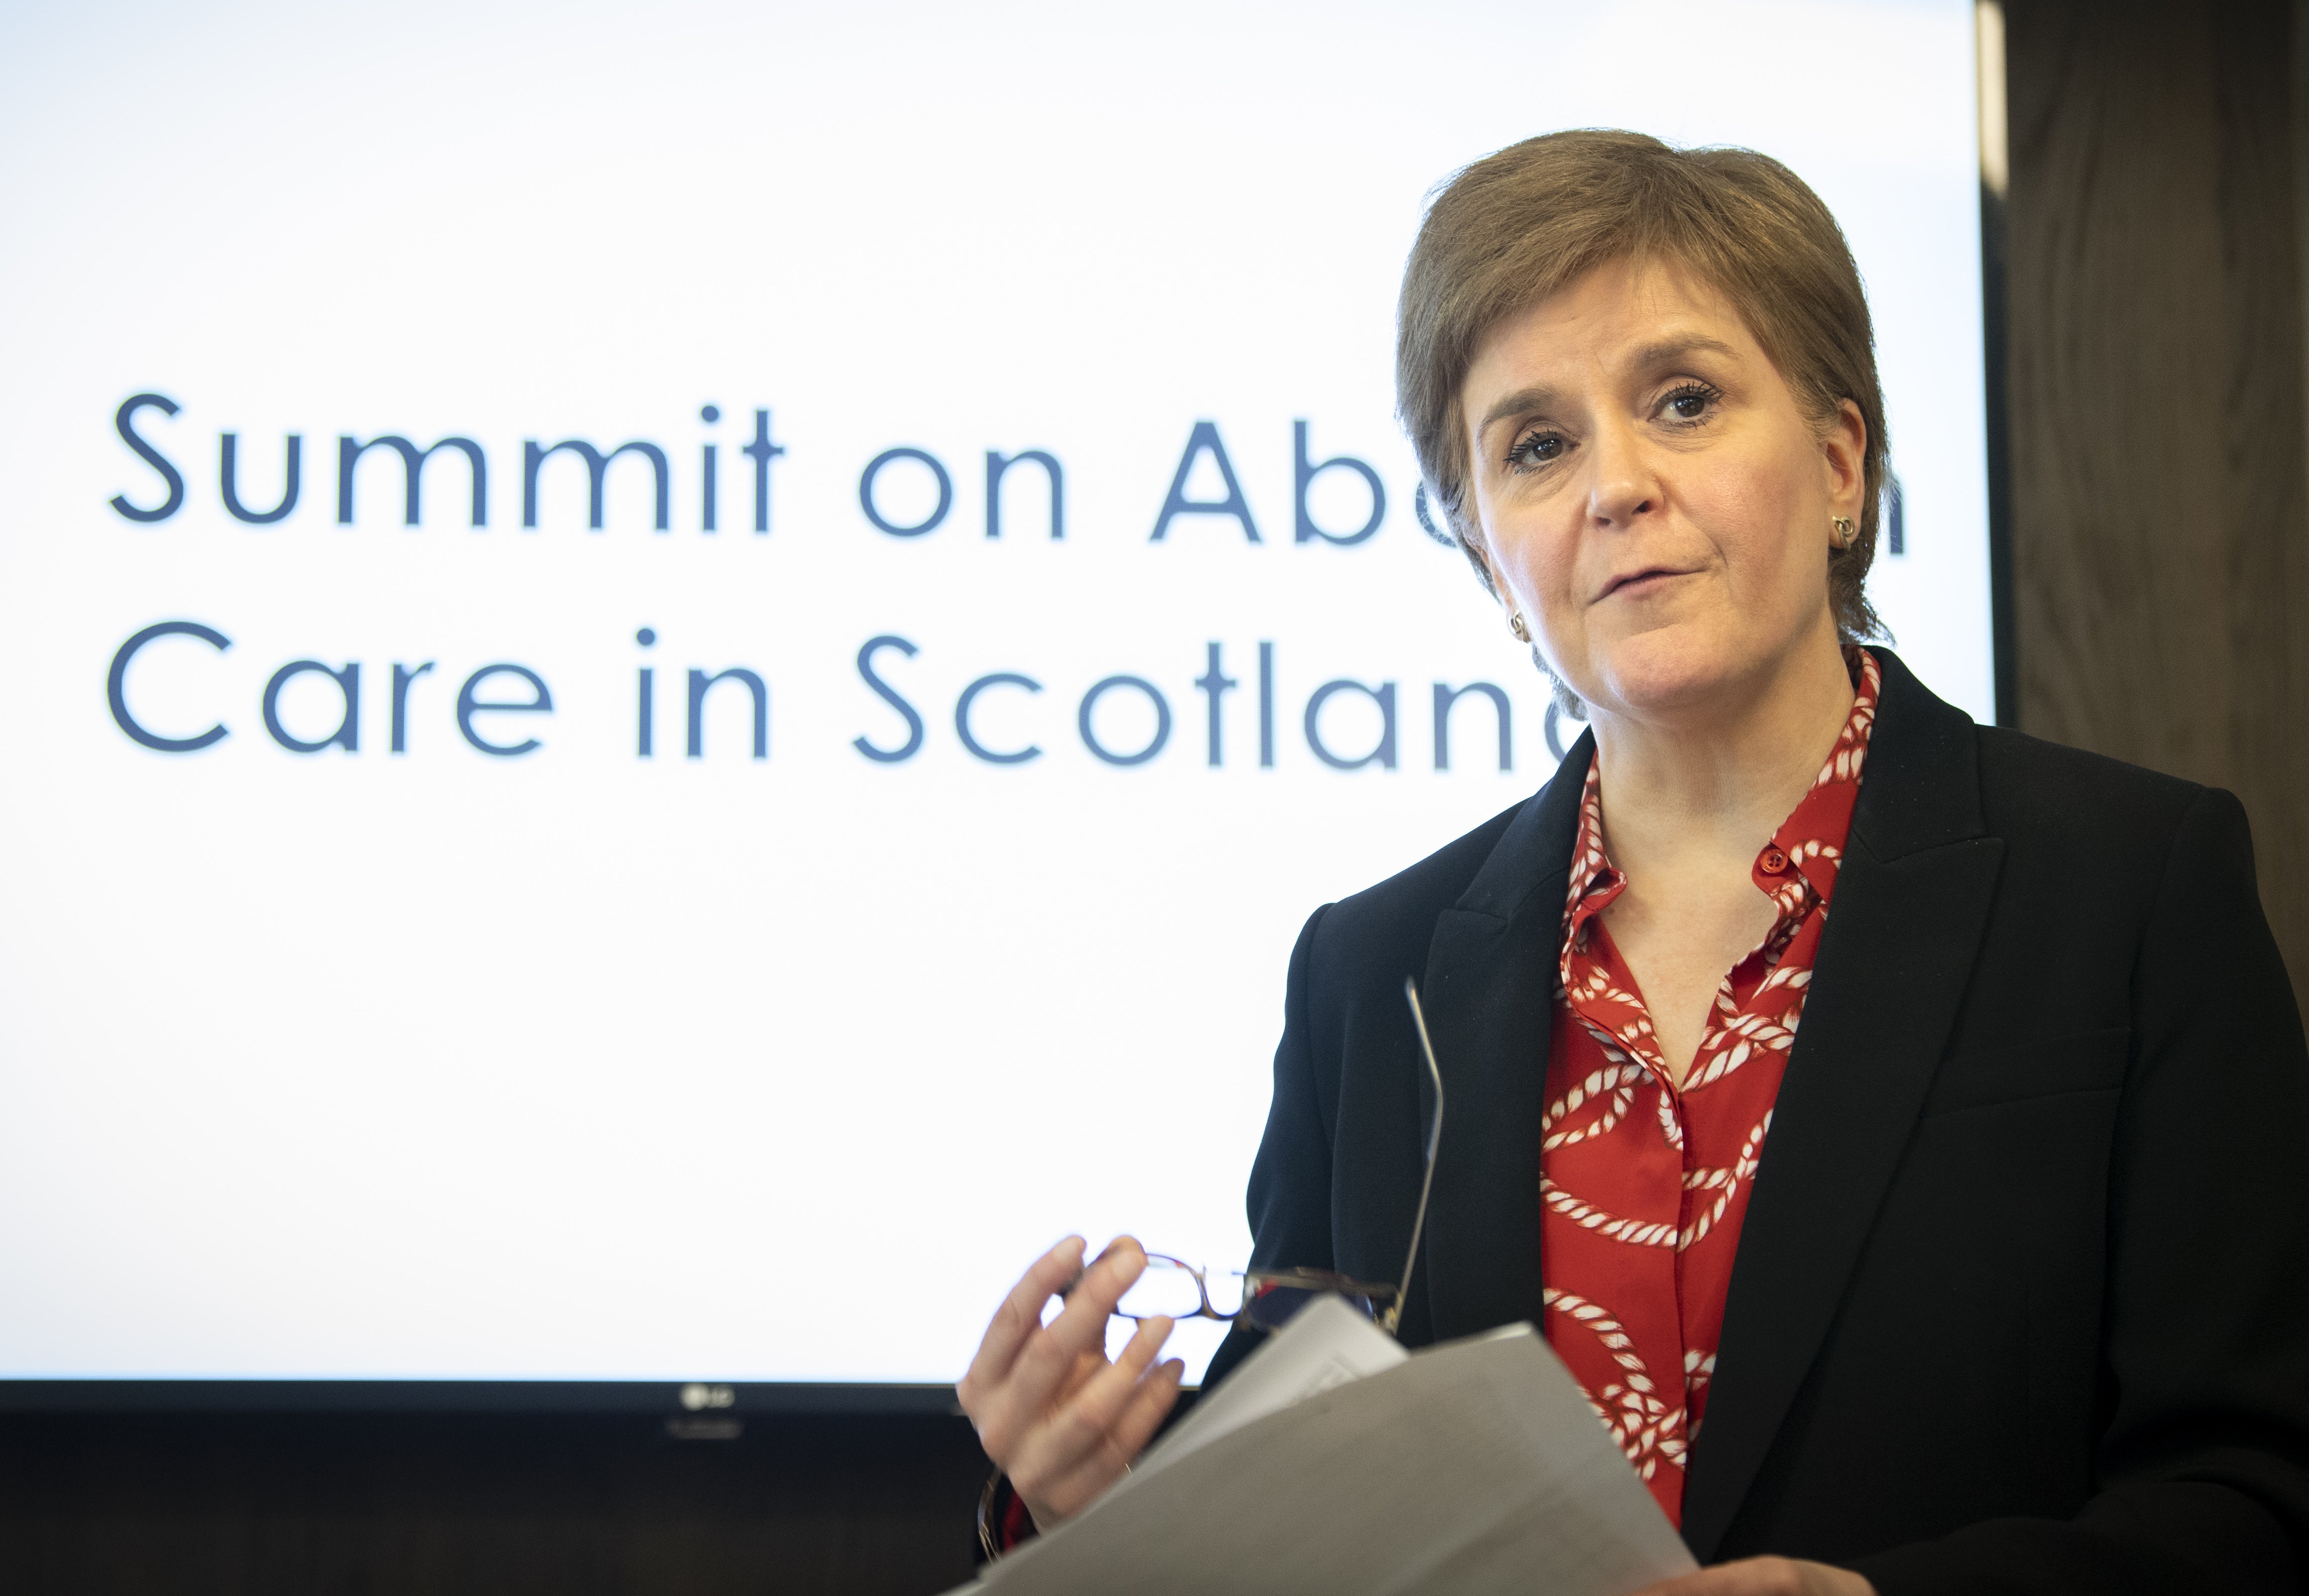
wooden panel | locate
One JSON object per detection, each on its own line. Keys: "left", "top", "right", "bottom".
{"left": 2003, "top": 0, "right": 2309, "bottom": 985}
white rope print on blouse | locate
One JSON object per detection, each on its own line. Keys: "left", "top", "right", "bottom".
{"left": 1677, "top": 1110, "right": 1773, "bottom": 1250}
{"left": 1544, "top": 1287, "right": 1689, "bottom": 1479}
{"left": 1679, "top": 998, "right": 1804, "bottom": 1094}
{"left": 1539, "top": 1110, "right": 1773, "bottom": 1252}
{"left": 1541, "top": 1059, "right": 1649, "bottom": 1151}
{"left": 1811, "top": 653, "right": 1878, "bottom": 788}
{"left": 1538, "top": 649, "right": 1879, "bottom": 1502}
{"left": 1559, "top": 913, "right": 1809, "bottom": 1105}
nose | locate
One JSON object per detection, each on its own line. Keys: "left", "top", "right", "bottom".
{"left": 1584, "top": 415, "right": 1659, "bottom": 531}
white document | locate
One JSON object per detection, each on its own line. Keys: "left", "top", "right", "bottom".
{"left": 1128, "top": 1294, "right": 1408, "bottom": 1480}
{"left": 960, "top": 1310, "right": 1699, "bottom": 1596}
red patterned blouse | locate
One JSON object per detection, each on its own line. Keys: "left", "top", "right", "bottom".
{"left": 1540, "top": 649, "right": 1880, "bottom": 1527}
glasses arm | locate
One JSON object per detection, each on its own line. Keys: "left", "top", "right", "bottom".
{"left": 1385, "top": 976, "right": 1446, "bottom": 1336}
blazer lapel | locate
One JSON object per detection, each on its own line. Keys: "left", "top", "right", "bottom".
{"left": 1680, "top": 651, "right": 2006, "bottom": 1559}
{"left": 1416, "top": 728, "right": 1593, "bottom": 1342}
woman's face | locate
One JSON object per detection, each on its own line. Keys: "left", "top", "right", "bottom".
{"left": 1459, "top": 257, "right": 1866, "bottom": 723}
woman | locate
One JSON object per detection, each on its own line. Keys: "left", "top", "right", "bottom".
{"left": 958, "top": 131, "right": 2309, "bottom": 1594}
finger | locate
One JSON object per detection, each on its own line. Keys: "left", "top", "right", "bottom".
{"left": 1085, "top": 1233, "right": 1146, "bottom": 1268}
{"left": 961, "top": 1236, "right": 1085, "bottom": 1401}
{"left": 1051, "top": 1346, "right": 1106, "bottom": 1408}
{"left": 1029, "top": 1366, "right": 1184, "bottom": 1527}
{"left": 1030, "top": 1341, "right": 1182, "bottom": 1517}
{"left": 1103, "top": 1356, "right": 1185, "bottom": 1461}
{"left": 1017, "top": 1314, "right": 1172, "bottom": 1484}
{"left": 1076, "top": 1236, "right": 1149, "bottom": 1321}
{"left": 1033, "top": 1240, "right": 1149, "bottom": 1378}
{"left": 979, "top": 1238, "right": 1148, "bottom": 1464}
{"left": 1632, "top": 1561, "right": 1805, "bottom": 1596}
{"left": 1631, "top": 1573, "right": 1737, "bottom": 1595}
{"left": 970, "top": 1247, "right": 1139, "bottom": 1461}
{"left": 1004, "top": 1238, "right": 1147, "bottom": 1418}
{"left": 961, "top": 1235, "right": 1080, "bottom": 1409}
{"left": 1013, "top": 1346, "right": 1105, "bottom": 1459}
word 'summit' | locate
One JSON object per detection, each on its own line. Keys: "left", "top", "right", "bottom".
{"left": 106, "top": 395, "right": 1401, "bottom": 546}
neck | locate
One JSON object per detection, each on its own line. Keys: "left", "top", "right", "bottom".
{"left": 1585, "top": 633, "right": 1858, "bottom": 870}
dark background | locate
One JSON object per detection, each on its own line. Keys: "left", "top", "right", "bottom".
{"left": 7, "top": 0, "right": 2304, "bottom": 1590}
{"left": 0, "top": 1409, "right": 987, "bottom": 1595}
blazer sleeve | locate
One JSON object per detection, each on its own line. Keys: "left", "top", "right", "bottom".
{"left": 1854, "top": 787, "right": 2309, "bottom": 1594}
{"left": 1200, "top": 903, "right": 1336, "bottom": 1392}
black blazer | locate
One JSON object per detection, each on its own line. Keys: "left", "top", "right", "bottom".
{"left": 1200, "top": 648, "right": 2309, "bottom": 1593}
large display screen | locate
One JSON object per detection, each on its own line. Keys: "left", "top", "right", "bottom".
{"left": 0, "top": 0, "right": 1993, "bottom": 1388}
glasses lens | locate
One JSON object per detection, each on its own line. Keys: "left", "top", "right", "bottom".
{"left": 1204, "top": 1271, "right": 1247, "bottom": 1319}
{"left": 1114, "top": 1257, "right": 1206, "bottom": 1321}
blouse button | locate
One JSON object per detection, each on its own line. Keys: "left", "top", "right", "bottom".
{"left": 1759, "top": 847, "right": 1790, "bottom": 874}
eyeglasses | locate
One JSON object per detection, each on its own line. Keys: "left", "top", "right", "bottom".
{"left": 1080, "top": 976, "right": 1445, "bottom": 1341}
{"left": 1109, "top": 1255, "right": 1402, "bottom": 1332}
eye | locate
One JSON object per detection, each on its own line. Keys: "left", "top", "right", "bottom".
{"left": 1506, "top": 428, "right": 1566, "bottom": 471}
{"left": 1658, "top": 382, "right": 1720, "bottom": 424}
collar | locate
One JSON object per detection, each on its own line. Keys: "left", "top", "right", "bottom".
{"left": 1561, "top": 648, "right": 1884, "bottom": 948}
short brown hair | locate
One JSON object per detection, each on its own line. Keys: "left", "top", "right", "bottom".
{"left": 1397, "top": 129, "right": 1888, "bottom": 661}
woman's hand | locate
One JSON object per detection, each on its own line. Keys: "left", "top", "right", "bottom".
{"left": 957, "top": 1235, "right": 1186, "bottom": 1530}
{"left": 1636, "top": 1558, "right": 1874, "bottom": 1596}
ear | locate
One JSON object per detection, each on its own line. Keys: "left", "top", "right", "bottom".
{"left": 1822, "top": 398, "right": 1868, "bottom": 520}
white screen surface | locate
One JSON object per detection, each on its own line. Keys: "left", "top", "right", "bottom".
{"left": 0, "top": 0, "right": 1992, "bottom": 1384}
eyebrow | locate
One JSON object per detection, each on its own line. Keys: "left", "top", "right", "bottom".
{"left": 1471, "top": 333, "right": 1743, "bottom": 442}
{"left": 1627, "top": 333, "right": 1740, "bottom": 369}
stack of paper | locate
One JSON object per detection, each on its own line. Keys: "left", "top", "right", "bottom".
{"left": 958, "top": 1297, "right": 1698, "bottom": 1595}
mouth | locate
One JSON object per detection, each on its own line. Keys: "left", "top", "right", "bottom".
{"left": 1598, "top": 566, "right": 1693, "bottom": 601}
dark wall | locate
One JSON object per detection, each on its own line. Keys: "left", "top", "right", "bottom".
{"left": 2004, "top": 0, "right": 2309, "bottom": 982}
{"left": 0, "top": 1409, "right": 987, "bottom": 1596}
